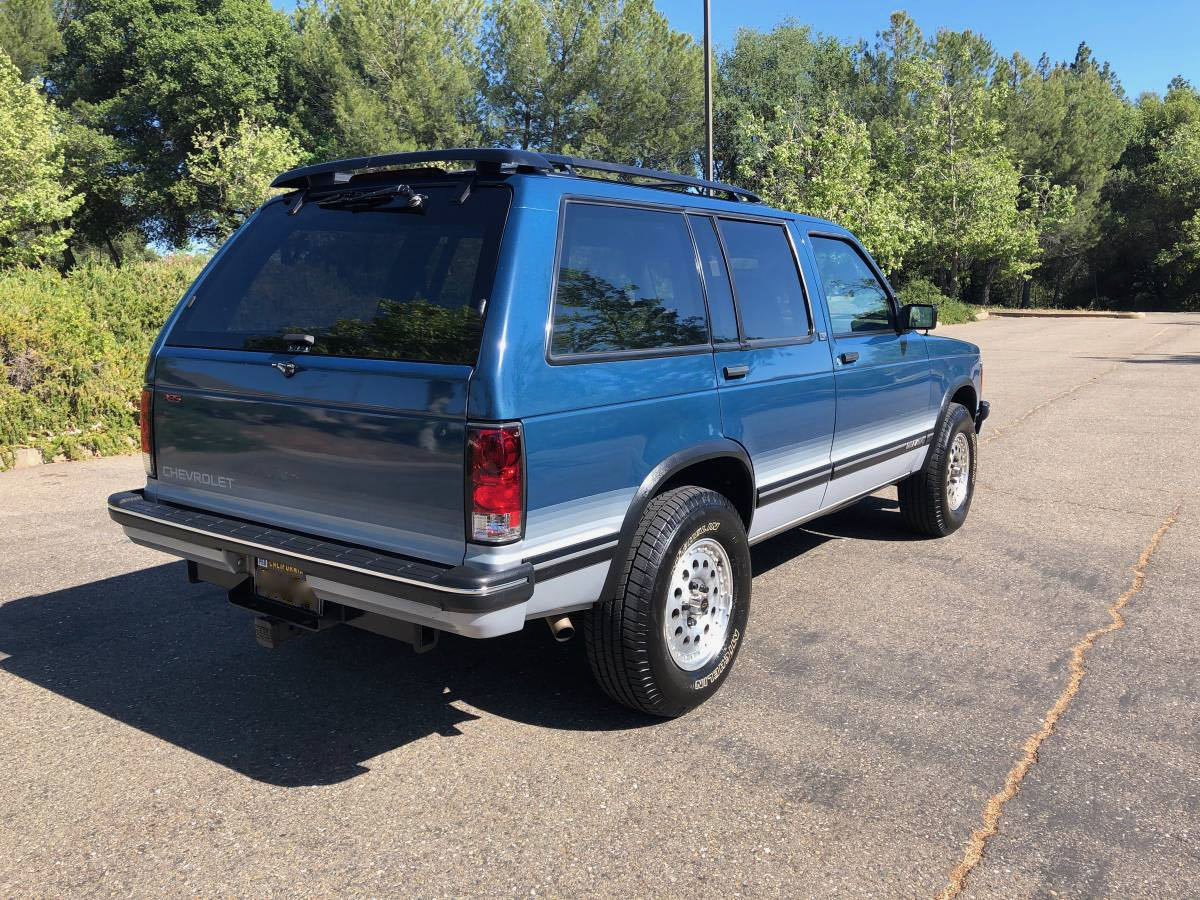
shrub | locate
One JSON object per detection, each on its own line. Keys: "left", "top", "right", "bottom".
{"left": 896, "top": 277, "right": 979, "bottom": 325}
{"left": 0, "top": 256, "right": 205, "bottom": 469}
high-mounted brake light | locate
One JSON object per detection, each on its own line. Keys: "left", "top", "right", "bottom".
{"left": 139, "top": 387, "right": 155, "bottom": 478}
{"left": 468, "top": 424, "right": 523, "bottom": 543}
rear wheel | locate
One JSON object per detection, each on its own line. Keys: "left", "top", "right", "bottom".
{"left": 898, "top": 402, "right": 977, "bottom": 537}
{"left": 584, "top": 486, "right": 751, "bottom": 717}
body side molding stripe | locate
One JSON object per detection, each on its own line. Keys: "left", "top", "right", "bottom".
{"left": 532, "top": 545, "right": 617, "bottom": 582}
{"left": 829, "top": 430, "right": 933, "bottom": 481}
{"left": 755, "top": 466, "right": 833, "bottom": 507}
{"left": 523, "top": 532, "right": 619, "bottom": 567}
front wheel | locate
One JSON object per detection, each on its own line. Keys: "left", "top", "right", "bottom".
{"left": 584, "top": 486, "right": 751, "bottom": 717}
{"left": 898, "top": 402, "right": 977, "bottom": 537}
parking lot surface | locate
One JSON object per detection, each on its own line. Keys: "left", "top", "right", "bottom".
{"left": 2, "top": 313, "right": 1198, "bottom": 897}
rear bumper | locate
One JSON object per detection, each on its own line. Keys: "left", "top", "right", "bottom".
{"left": 107, "top": 491, "right": 535, "bottom": 637}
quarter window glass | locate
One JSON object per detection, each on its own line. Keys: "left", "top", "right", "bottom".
{"left": 810, "top": 237, "right": 893, "bottom": 334}
{"left": 716, "top": 219, "right": 810, "bottom": 340}
{"left": 551, "top": 204, "right": 709, "bottom": 356}
{"left": 687, "top": 215, "right": 739, "bottom": 343}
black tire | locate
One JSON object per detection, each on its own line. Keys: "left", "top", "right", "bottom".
{"left": 898, "top": 402, "right": 977, "bottom": 537}
{"left": 583, "top": 486, "right": 751, "bottom": 717}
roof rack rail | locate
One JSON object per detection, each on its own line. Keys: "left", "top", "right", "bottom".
{"left": 271, "top": 148, "right": 552, "bottom": 190}
{"left": 270, "top": 147, "right": 761, "bottom": 203}
{"left": 542, "top": 153, "right": 761, "bottom": 203}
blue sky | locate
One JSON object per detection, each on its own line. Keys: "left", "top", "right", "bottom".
{"left": 655, "top": 0, "right": 1199, "bottom": 97}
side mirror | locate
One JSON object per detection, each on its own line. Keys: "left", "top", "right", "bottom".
{"left": 900, "top": 303, "right": 937, "bottom": 331}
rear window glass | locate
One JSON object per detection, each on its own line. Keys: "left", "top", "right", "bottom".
{"left": 550, "top": 203, "right": 708, "bottom": 357}
{"left": 167, "top": 184, "right": 510, "bottom": 365}
{"left": 717, "top": 219, "right": 810, "bottom": 340}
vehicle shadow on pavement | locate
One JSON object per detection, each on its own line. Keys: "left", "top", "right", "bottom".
{"left": 0, "top": 497, "right": 912, "bottom": 788}
{"left": 0, "top": 563, "right": 651, "bottom": 788}
{"left": 753, "top": 495, "right": 930, "bottom": 577}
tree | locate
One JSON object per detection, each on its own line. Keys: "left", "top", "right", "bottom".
{"left": 896, "top": 32, "right": 1041, "bottom": 296}
{"left": 1096, "top": 83, "right": 1200, "bottom": 307}
{"left": 482, "top": 0, "right": 702, "bottom": 167}
{"left": 184, "top": 116, "right": 303, "bottom": 244}
{"left": 715, "top": 21, "right": 856, "bottom": 182}
{"left": 737, "top": 105, "right": 913, "bottom": 272}
{"left": 0, "top": 0, "right": 61, "bottom": 80}
{"left": 995, "top": 44, "right": 1133, "bottom": 304}
{"left": 580, "top": 0, "right": 702, "bottom": 169}
{"left": 482, "top": 0, "right": 603, "bottom": 152}
{"left": 289, "top": 0, "right": 485, "bottom": 158}
{"left": 0, "top": 50, "right": 80, "bottom": 266}
{"left": 51, "top": 0, "right": 297, "bottom": 249}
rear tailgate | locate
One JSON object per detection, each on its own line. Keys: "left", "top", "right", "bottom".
{"left": 147, "top": 181, "right": 511, "bottom": 565}
{"left": 150, "top": 351, "right": 470, "bottom": 564}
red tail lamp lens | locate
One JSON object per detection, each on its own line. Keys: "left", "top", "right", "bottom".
{"left": 469, "top": 425, "right": 523, "bottom": 542}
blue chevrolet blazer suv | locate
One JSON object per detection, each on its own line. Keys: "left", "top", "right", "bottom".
{"left": 108, "top": 148, "right": 989, "bottom": 716}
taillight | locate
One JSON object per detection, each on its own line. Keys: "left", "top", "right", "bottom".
{"left": 468, "top": 424, "right": 523, "bottom": 543}
{"left": 139, "top": 387, "right": 155, "bottom": 477}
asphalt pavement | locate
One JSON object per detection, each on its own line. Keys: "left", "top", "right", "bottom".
{"left": 1, "top": 313, "right": 1197, "bottom": 897}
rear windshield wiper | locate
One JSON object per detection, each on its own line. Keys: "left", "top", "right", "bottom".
{"left": 315, "top": 184, "right": 427, "bottom": 212}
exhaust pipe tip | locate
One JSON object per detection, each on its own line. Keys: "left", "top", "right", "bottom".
{"left": 546, "top": 615, "right": 575, "bottom": 643}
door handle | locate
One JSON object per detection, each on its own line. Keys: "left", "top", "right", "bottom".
{"left": 723, "top": 364, "right": 749, "bottom": 380}
{"left": 839, "top": 352, "right": 860, "bottom": 364}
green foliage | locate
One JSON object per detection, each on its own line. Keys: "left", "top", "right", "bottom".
{"left": 288, "top": 0, "right": 485, "bottom": 159}
{"left": 0, "top": 0, "right": 1192, "bottom": 313}
{"left": 0, "top": 256, "right": 205, "bottom": 468}
{"left": 715, "top": 21, "right": 857, "bottom": 184}
{"left": 0, "top": 50, "right": 81, "bottom": 266}
{"left": 184, "top": 116, "right": 303, "bottom": 244}
{"left": 1096, "top": 83, "right": 1200, "bottom": 308}
{"left": 739, "top": 105, "right": 913, "bottom": 273}
{"left": 896, "top": 277, "right": 977, "bottom": 324}
{"left": 0, "top": 0, "right": 61, "bottom": 80}
{"left": 50, "top": 0, "right": 297, "bottom": 248}
{"left": 482, "top": 0, "right": 702, "bottom": 168}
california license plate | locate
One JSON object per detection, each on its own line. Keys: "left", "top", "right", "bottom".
{"left": 254, "top": 557, "right": 323, "bottom": 614}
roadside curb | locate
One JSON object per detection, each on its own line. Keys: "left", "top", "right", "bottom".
{"left": 984, "top": 309, "right": 1146, "bottom": 319}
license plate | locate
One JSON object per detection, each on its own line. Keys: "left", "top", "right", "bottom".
{"left": 254, "top": 557, "right": 323, "bottom": 614}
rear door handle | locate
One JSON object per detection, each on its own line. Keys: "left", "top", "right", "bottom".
{"left": 723, "top": 364, "right": 749, "bottom": 380}
{"left": 839, "top": 352, "right": 860, "bottom": 364}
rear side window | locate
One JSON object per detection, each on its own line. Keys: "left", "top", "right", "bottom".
{"left": 716, "top": 219, "right": 811, "bottom": 341}
{"left": 810, "top": 236, "right": 893, "bottom": 334}
{"left": 166, "top": 184, "right": 510, "bottom": 365}
{"left": 550, "top": 203, "right": 708, "bottom": 357}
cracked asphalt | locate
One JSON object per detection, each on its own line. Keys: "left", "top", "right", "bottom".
{"left": 1, "top": 313, "right": 1198, "bottom": 897}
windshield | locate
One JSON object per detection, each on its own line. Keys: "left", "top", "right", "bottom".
{"left": 167, "top": 183, "right": 510, "bottom": 365}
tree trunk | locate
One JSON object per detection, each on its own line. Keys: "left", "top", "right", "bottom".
{"left": 980, "top": 260, "right": 999, "bottom": 306}
{"left": 105, "top": 235, "right": 123, "bottom": 266}
{"left": 60, "top": 243, "right": 77, "bottom": 273}
{"left": 1020, "top": 279, "right": 1032, "bottom": 308}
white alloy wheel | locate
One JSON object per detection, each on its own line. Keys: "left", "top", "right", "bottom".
{"left": 663, "top": 537, "right": 734, "bottom": 671}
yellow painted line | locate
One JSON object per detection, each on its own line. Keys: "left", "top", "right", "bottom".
{"left": 935, "top": 504, "right": 1181, "bottom": 900}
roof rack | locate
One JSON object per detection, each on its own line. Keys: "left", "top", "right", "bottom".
{"left": 541, "top": 154, "right": 761, "bottom": 203}
{"left": 270, "top": 147, "right": 761, "bottom": 203}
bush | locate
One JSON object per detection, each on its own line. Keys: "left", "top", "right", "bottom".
{"left": 896, "top": 277, "right": 979, "bottom": 325}
{"left": 0, "top": 256, "right": 206, "bottom": 469}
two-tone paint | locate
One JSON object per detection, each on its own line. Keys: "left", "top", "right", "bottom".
{"left": 118, "top": 166, "right": 984, "bottom": 638}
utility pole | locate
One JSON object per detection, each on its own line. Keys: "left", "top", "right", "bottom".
{"left": 703, "top": 0, "right": 713, "bottom": 183}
